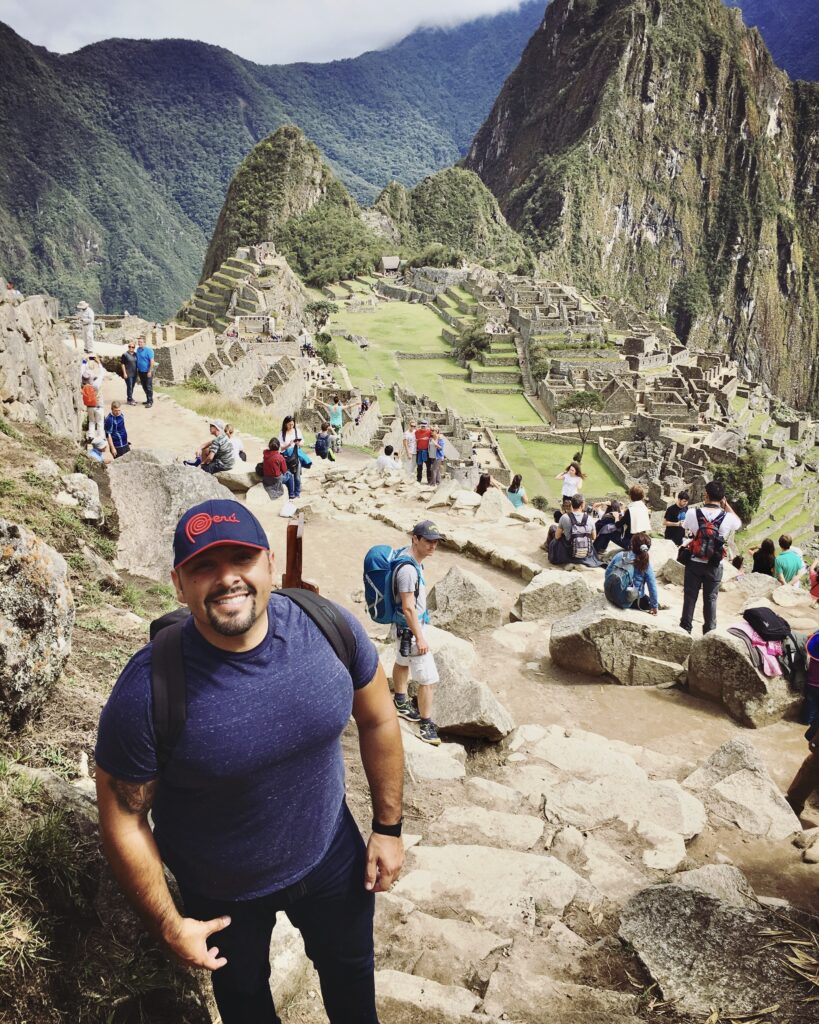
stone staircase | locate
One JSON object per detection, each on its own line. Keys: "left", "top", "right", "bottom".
{"left": 177, "top": 255, "right": 261, "bottom": 334}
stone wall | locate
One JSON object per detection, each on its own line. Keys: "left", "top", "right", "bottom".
{"left": 153, "top": 329, "right": 217, "bottom": 384}
{"left": 0, "top": 294, "right": 82, "bottom": 438}
{"left": 341, "top": 399, "right": 384, "bottom": 448}
{"left": 597, "top": 439, "right": 629, "bottom": 490}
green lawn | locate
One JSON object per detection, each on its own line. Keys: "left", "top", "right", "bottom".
{"left": 331, "top": 301, "right": 543, "bottom": 425}
{"left": 496, "top": 433, "right": 623, "bottom": 505}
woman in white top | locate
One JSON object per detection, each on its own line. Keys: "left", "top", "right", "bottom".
{"left": 224, "top": 423, "right": 246, "bottom": 463}
{"left": 555, "top": 461, "right": 586, "bottom": 505}
{"left": 622, "top": 483, "right": 652, "bottom": 539}
{"left": 279, "top": 414, "right": 304, "bottom": 498}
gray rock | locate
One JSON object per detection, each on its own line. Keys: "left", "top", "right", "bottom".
{"left": 549, "top": 606, "right": 692, "bottom": 685}
{"left": 620, "top": 885, "right": 808, "bottom": 1019}
{"left": 513, "top": 569, "right": 600, "bottom": 621}
{"left": 61, "top": 472, "right": 103, "bottom": 522}
{"left": 474, "top": 487, "right": 509, "bottom": 521}
{"left": 33, "top": 457, "right": 62, "bottom": 479}
{"left": 463, "top": 777, "right": 523, "bottom": 813}
{"left": 483, "top": 970, "right": 639, "bottom": 1022}
{"left": 108, "top": 451, "right": 232, "bottom": 580}
{"left": 450, "top": 490, "right": 482, "bottom": 511}
{"left": 427, "top": 805, "right": 544, "bottom": 851}
{"left": 0, "top": 520, "right": 74, "bottom": 730}
{"left": 673, "top": 864, "right": 757, "bottom": 908}
{"left": 431, "top": 647, "right": 515, "bottom": 740}
{"left": 684, "top": 737, "right": 800, "bottom": 840}
{"left": 427, "top": 566, "right": 503, "bottom": 638}
{"left": 687, "top": 631, "right": 802, "bottom": 727}
{"left": 374, "top": 969, "right": 482, "bottom": 1023}
{"left": 400, "top": 722, "right": 466, "bottom": 781}
{"left": 78, "top": 541, "right": 122, "bottom": 591}
{"left": 215, "top": 468, "right": 261, "bottom": 493}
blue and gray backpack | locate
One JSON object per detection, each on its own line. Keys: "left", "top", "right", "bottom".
{"left": 604, "top": 553, "right": 638, "bottom": 609}
{"left": 363, "top": 545, "right": 422, "bottom": 625}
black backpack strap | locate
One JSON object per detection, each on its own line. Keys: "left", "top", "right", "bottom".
{"left": 150, "top": 617, "right": 188, "bottom": 770}
{"left": 279, "top": 589, "right": 358, "bottom": 671}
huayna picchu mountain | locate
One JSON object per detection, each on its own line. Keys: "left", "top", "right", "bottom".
{"left": 465, "top": 0, "right": 819, "bottom": 412}
{"left": 201, "top": 126, "right": 532, "bottom": 287}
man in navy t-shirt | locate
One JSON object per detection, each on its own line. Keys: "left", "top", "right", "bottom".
{"left": 95, "top": 499, "right": 404, "bottom": 1023}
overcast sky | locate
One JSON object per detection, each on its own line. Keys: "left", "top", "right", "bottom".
{"left": 0, "top": 0, "right": 530, "bottom": 63}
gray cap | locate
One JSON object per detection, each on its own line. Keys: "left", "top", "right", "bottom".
{"left": 412, "top": 520, "right": 442, "bottom": 541}
{"left": 208, "top": 418, "right": 225, "bottom": 431}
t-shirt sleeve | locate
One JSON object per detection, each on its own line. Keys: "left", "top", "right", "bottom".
{"left": 395, "top": 563, "right": 419, "bottom": 595}
{"left": 94, "top": 649, "right": 159, "bottom": 782}
{"left": 559, "top": 513, "right": 572, "bottom": 535}
{"left": 683, "top": 508, "right": 698, "bottom": 534}
{"left": 335, "top": 605, "right": 380, "bottom": 690}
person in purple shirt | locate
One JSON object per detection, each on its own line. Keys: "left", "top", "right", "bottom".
{"left": 95, "top": 500, "right": 404, "bottom": 1023}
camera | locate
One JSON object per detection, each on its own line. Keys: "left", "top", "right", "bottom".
{"left": 399, "top": 628, "right": 414, "bottom": 658}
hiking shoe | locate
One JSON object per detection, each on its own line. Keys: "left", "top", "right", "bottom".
{"left": 394, "top": 696, "right": 420, "bottom": 722}
{"left": 419, "top": 720, "right": 441, "bottom": 746}
{"left": 145, "top": 402, "right": 153, "bottom": 408}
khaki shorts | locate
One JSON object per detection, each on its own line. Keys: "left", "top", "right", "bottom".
{"left": 391, "top": 626, "right": 439, "bottom": 684}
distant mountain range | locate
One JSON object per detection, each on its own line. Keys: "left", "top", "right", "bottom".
{"left": 0, "top": 0, "right": 815, "bottom": 318}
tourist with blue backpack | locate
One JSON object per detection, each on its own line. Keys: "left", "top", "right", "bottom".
{"left": 678, "top": 480, "right": 741, "bottom": 635}
{"left": 604, "top": 534, "right": 659, "bottom": 614}
{"left": 363, "top": 521, "right": 442, "bottom": 745}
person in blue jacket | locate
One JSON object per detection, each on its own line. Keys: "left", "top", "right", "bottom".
{"left": 605, "top": 532, "right": 659, "bottom": 614}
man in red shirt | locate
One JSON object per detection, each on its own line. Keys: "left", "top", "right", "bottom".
{"left": 414, "top": 420, "right": 432, "bottom": 484}
{"left": 261, "top": 438, "right": 295, "bottom": 499}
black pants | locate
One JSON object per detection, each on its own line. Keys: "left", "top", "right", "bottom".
{"left": 179, "top": 806, "right": 376, "bottom": 1024}
{"left": 138, "top": 370, "right": 153, "bottom": 402}
{"left": 680, "top": 560, "right": 723, "bottom": 634}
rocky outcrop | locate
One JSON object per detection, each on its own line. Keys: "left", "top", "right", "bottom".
{"left": 431, "top": 647, "right": 515, "bottom": 741}
{"left": 513, "top": 569, "right": 601, "bottom": 621}
{"left": 465, "top": 0, "right": 819, "bottom": 410}
{"left": 549, "top": 605, "right": 692, "bottom": 686}
{"left": 0, "top": 295, "right": 82, "bottom": 437}
{"left": 427, "top": 566, "right": 503, "bottom": 638}
{"left": 107, "top": 450, "right": 232, "bottom": 581}
{"left": 687, "top": 630, "right": 803, "bottom": 727}
{"left": 0, "top": 520, "right": 74, "bottom": 730}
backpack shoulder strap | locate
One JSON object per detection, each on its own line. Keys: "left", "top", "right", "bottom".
{"left": 695, "top": 508, "right": 706, "bottom": 528}
{"left": 279, "top": 589, "right": 358, "bottom": 671}
{"left": 150, "top": 618, "right": 188, "bottom": 770}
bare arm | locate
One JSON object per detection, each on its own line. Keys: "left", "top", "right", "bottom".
{"left": 352, "top": 663, "right": 405, "bottom": 892}
{"left": 95, "top": 767, "right": 230, "bottom": 970}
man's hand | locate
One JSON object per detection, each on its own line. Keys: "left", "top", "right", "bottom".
{"left": 162, "top": 915, "right": 232, "bottom": 971}
{"left": 364, "top": 834, "right": 404, "bottom": 892}
{"left": 414, "top": 635, "right": 429, "bottom": 656}
{"left": 648, "top": 608, "right": 658, "bottom": 616}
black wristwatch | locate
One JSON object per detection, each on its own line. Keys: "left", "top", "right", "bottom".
{"left": 371, "top": 817, "right": 403, "bottom": 837}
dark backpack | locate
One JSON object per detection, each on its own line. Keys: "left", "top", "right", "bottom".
{"left": 778, "top": 631, "right": 808, "bottom": 692}
{"left": 688, "top": 508, "right": 726, "bottom": 566}
{"left": 569, "top": 513, "right": 592, "bottom": 561}
{"left": 315, "top": 433, "right": 330, "bottom": 458}
{"left": 743, "top": 605, "right": 791, "bottom": 642}
{"left": 149, "top": 590, "right": 357, "bottom": 769}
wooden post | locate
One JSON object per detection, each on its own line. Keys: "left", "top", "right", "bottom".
{"left": 281, "top": 514, "right": 319, "bottom": 592}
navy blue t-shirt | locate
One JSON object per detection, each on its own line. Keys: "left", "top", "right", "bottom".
{"left": 95, "top": 594, "right": 379, "bottom": 901}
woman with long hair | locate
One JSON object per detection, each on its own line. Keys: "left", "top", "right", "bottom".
{"left": 555, "top": 461, "right": 586, "bottom": 505}
{"left": 604, "top": 532, "right": 659, "bottom": 614}
{"left": 279, "top": 414, "right": 304, "bottom": 498}
{"left": 506, "top": 473, "right": 528, "bottom": 508}
{"left": 476, "top": 472, "right": 505, "bottom": 496}
{"left": 750, "top": 538, "right": 776, "bottom": 576}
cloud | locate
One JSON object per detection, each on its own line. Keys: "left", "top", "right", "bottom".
{"left": 0, "top": 0, "right": 529, "bottom": 64}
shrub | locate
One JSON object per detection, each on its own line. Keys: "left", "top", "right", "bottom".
{"left": 709, "top": 445, "right": 765, "bottom": 521}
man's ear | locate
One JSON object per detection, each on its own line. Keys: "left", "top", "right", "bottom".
{"left": 170, "top": 568, "right": 187, "bottom": 605}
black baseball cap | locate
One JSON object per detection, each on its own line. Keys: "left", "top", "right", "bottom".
{"left": 173, "top": 499, "right": 269, "bottom": 569}
{"left": 412, "top": 520, "right": 442, "bottom": 541}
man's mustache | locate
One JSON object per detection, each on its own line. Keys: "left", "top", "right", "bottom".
{"left": 205, "top": 584, "right": 256, "bottom": 605}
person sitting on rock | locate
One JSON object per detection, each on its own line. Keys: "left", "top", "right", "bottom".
{"left": 374, "top": 445, "right": 400, "bottom": 474}
{"left": 261, "top": 437, "right": 295, "bottom": 500}
{"left": 193, "top": 419, "right": 235, "bottom": 475}
{"left": 605, "top": 533, "right": 659, "bottom": 615}
{"left": 476, "top": 473, "right": 504, "bottom": 496}
{"left": 775, "top": 534, "right": 806, "bottom": 585}
{"left": 225, "top": 423, "right": 246, "bottom": 463}
{"left": 505, "top": 474, "right": 528, "bottom": 509}
{"left": 592, "top": 499, "right": 624, "bottom": 553}
{"left": 618, "top": 484, "right": 652, "bottom": 549}
{"left": 749, "top": 538, "right": 776, "bottom": 577}
{"left": 554, "top": 494, "right": 601, "bottom": 567}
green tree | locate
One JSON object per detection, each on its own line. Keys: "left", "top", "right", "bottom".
{"left": 668, "top": 270, "right": 710, "bottom": 341}
{"left": 559, "top": 390, "right": 604, "bottom": 460}
{"left": 453, "top": 317, "right": 491, "bottom": 365}
{"left": 709, "top": 445, "right": 765, "bottom": 522}
{"left": 304, "top": 301, "right": 338, "bottom": 334}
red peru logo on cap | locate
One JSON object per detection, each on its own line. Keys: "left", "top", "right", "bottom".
{"left": 184, "top": 511, "right": 240, "bottom": 543}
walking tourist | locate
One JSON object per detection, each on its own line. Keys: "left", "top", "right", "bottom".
{"left": 261, "top": 438, "right": 295, "bottom": 499}
{"left": 104, "top": 401, "right": 130, "bottom": 458}
{"left": 314, "top": 422, "right": 336, "bottom": 461}
{"left": 280, "top": 415, "right": 304, "bottom": 498}
{"left": 391, "top": 521, "right": 442, "bottom": 746}
{"left": 749, "top": 539, "right": 776, "bottom": 576}
{"left": 76, "top": 300, "right": 95, "bottom": 354}
{"left": 678, "top": 480, "right": 741, "bottom": 635}
{"left": 555, "top": 461, "right": 585, "bottom": 505}
{"left": 136, "top": 336, "right": 155, "bottom": 408}
{"left": 414, "top": 420, "right": 432, "bottom": 484}
{"left": 95, "top": 499, "right": 404, "bottom": 1024}
{"left": 506, "top": 474, "right": 528, "bottom": 508}
{"left": 195, "top": 419, "right": 235, "bottom": 475}
{"left": 81, "top": 357, "right": 105, "bottom": 442}
{"left": 120, "top": 342, "right": 138, "bottom": 405}
{"left": 775, "top": 535, "right": 806, "bottom": 585}
{"left": 604, "top": 534, "right": 659, "bottom": 614}
{"left": 662, "top": 490, "right": 690, "bottom": 546}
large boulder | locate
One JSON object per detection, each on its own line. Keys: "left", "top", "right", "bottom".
{"left": 620, "top": 885, "right": 809, "bottom": 1020}
{"left": 473, "top": 487, "right": 509, "bottom": 521}
{"left": 430, "top": 647, "right": 515, "bottom": 740}
{"left": 60, "top": 472, "right": 104, "bottom": 522}
{"left": 673, "top": 864, "right": 758, "bottom": 909}
{"left": 215, "top": 467, "right": 261, "bottom": 494}
{"left": 108, "top": 451, "right": 232, "bottom": 580}
{"left": 0, "top": 520, "right": 74, "bottom": 730}
{"left": 483, "top": 971, "right": 639, "bottom": 1022}
{"left": 683, "top": 737, "right": 800, "bottom": 840}
{"left": 687, "top": 631, "right": 802, "bottom": 727}
{"left": 427, "top": 566, "right": 503, "bottom": 638}
{"left": 512, "top": 569, "right": 601, "bottom": 621}
{"left": 374, "top": 969, "right": 481, "bottom": 1024}
{"left": 549, "top": 606, "right": 692, "bottom": 685}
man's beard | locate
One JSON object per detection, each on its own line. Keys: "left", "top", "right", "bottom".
{"left": 204, "top": 584, "right": 259, "bottom": 636}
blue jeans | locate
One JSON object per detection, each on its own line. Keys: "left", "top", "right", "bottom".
{"left": 179, "top": 805, "right": 376, "bottom": 1024}
{"left": 125, "top": 375, "right": 136, "bottom": 402}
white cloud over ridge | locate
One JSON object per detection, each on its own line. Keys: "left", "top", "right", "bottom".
{"left": 0, "top": 0, "right": 528, "bottom": 64}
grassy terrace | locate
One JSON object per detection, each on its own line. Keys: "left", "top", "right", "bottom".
{"left": 496, "top": 433, "right": 622, "bottom": 505}
{"left": 331, "top": 302, "right": 542, "bottom": 424}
